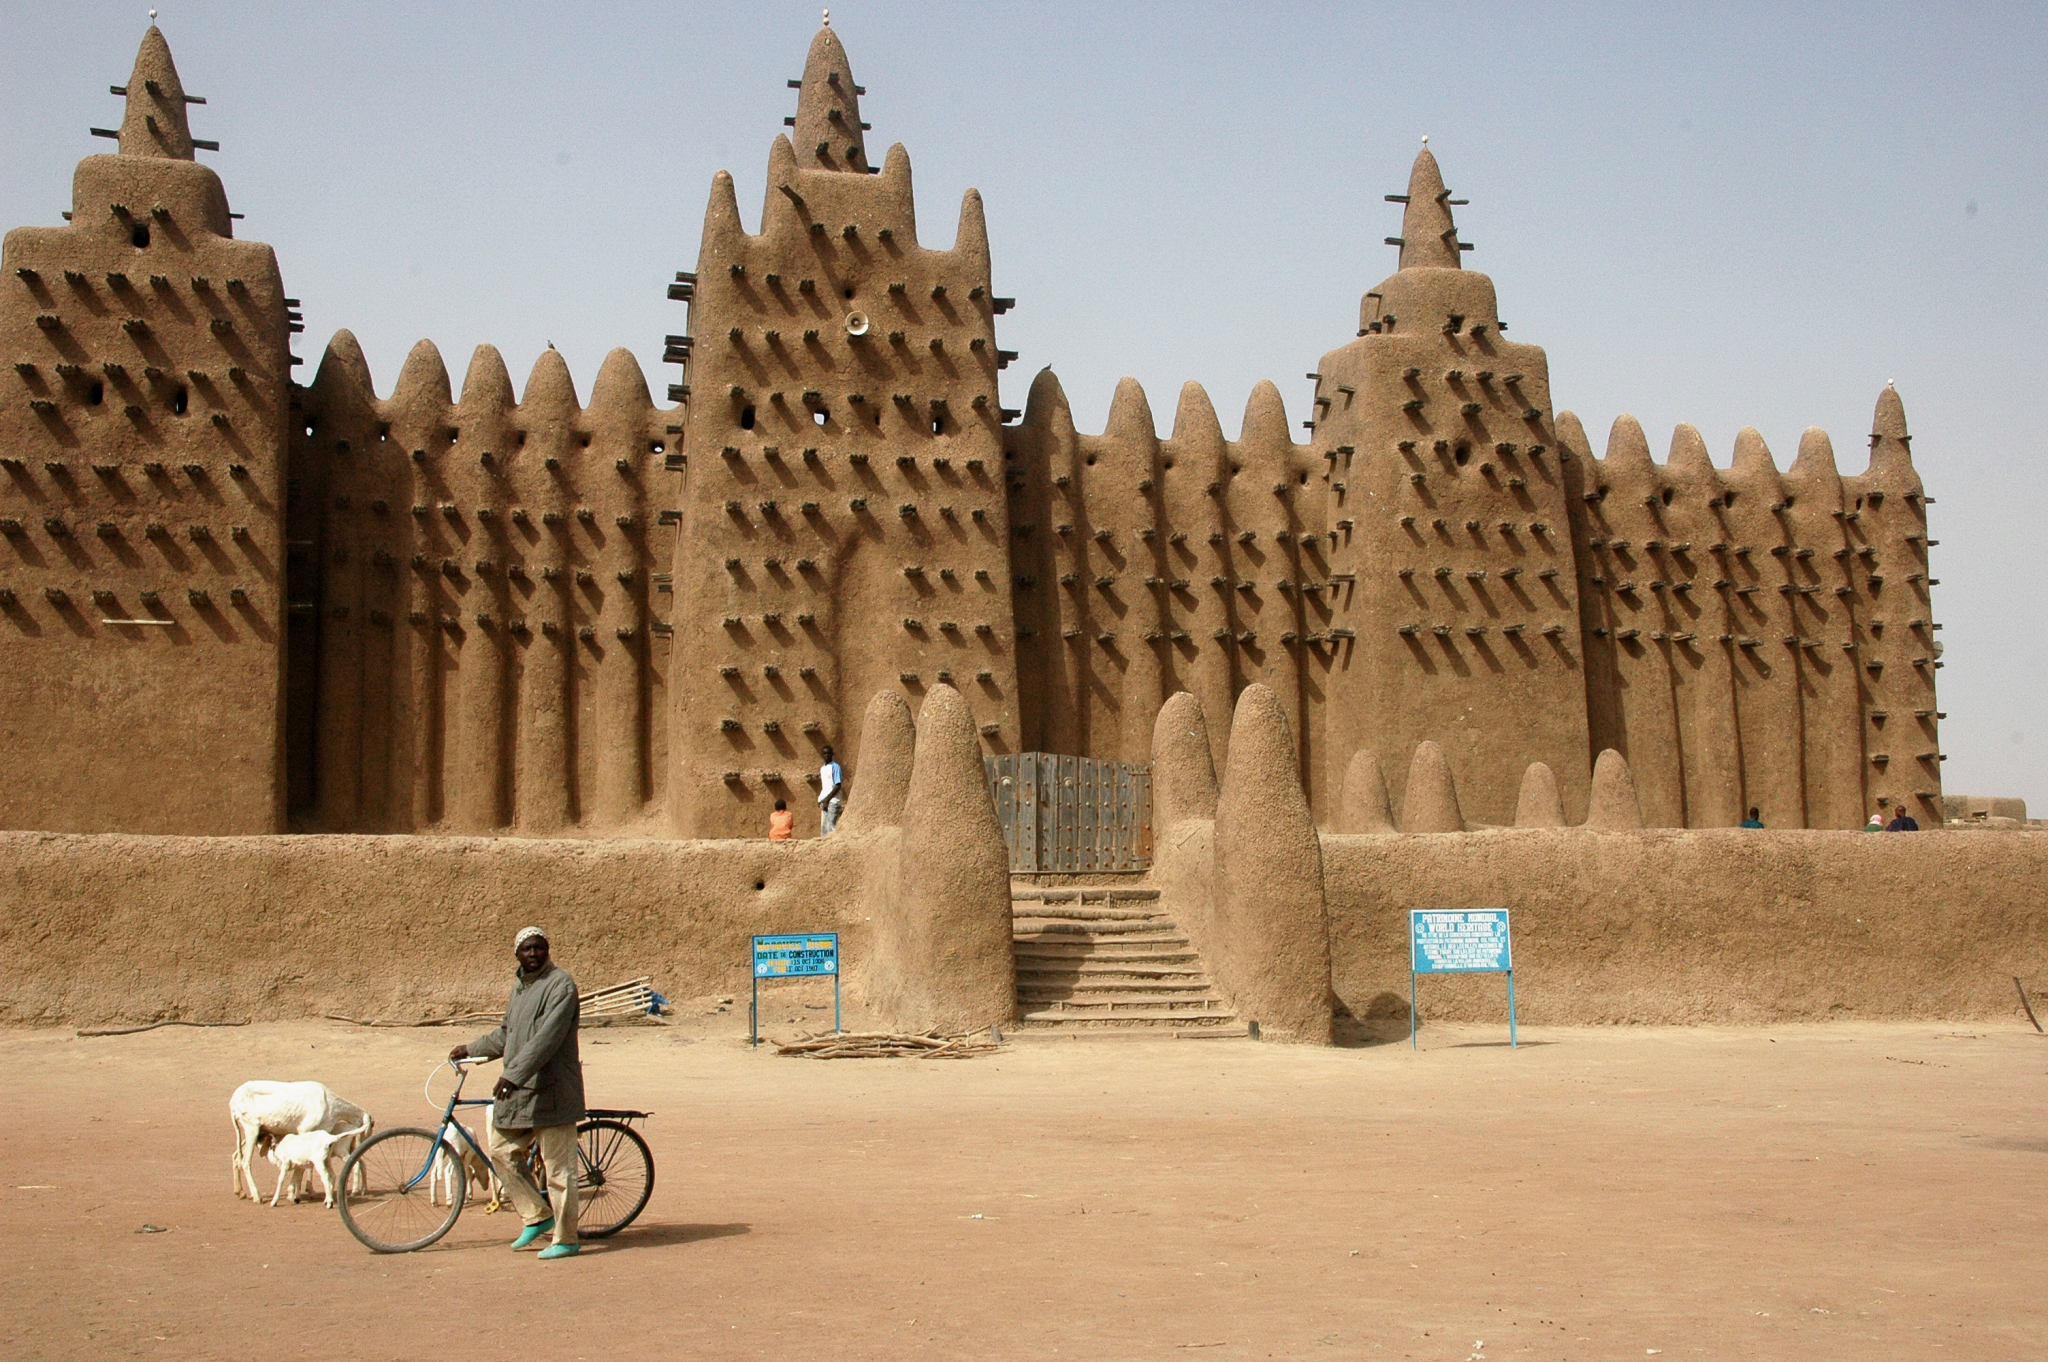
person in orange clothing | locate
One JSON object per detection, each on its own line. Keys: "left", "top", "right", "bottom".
{"left": 768, "top": 799, "right": 795, "bottom": 840}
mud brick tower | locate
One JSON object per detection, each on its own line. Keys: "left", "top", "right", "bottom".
{"left": 667, "top": 24, "right": 1018, "bottom": 838}
{"left": 1307, "top": 147, "right": 1590, "bottom": 824}
{"left": 0, "top": 29, "right": 291, "bottom": 833}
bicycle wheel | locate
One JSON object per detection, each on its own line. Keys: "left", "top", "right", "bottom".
{"left": 337, "top": 1127, "right": 463, "bottom": 1253}
{"left": 574, "top": 1118, "right": 653, "bottom": 1238}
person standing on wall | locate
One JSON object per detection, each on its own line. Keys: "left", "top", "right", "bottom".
{"left": 448, "top": 927, "right": 584, "bottom": 1260}
{"left": 818, "top": 745, "right": 845, "bottom": 835}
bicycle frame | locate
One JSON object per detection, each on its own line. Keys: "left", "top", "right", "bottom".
{"left": 396, "top": 1058, "right": 496, "bottom": 1195}
{"left": 340, "top": 1057, "right": 654, "bottom": 1250}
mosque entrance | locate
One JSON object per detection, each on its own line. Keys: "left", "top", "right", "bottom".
{"left": 984, "top": 754, "right": 1153, "bottom": 874}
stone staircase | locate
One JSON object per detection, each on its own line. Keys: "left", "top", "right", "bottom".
{"left": 1009, "top": 882, "right": 1246, "bottom": 1036}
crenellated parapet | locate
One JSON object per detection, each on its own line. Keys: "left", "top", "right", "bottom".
{"left": 287, "top": 333, "right": 677, "bottom": 833}
{"left": 1565, "top": 390, "right": 1942, "bottom": 828}
{"left": 1005, "top": 369, "right": 1316, "bottom": 780}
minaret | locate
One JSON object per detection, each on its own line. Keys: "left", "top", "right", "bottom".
{"left": 1846, "top": 385, "right": 1942, "bottom": 827}
{"left": 790, "top": 20, "right": 872, "bottom": 174}
{"left": 1304, "top": 143, "right": 1589, "bottom": 825}
{"left": 667, "top": 21, "right": 1016, "bottom": 838}
{"left": 0, "top": 25, "right": 293, "bottom": 835}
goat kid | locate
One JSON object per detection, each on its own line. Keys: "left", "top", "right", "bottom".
{"left": 267, "top": 1119, "right": 371, "bottom": 1208}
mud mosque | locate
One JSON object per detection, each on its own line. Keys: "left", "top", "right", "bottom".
{"left": 1, "top": 22, "right": 1943, "bottom": 845}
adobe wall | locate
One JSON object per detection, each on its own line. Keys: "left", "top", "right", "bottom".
{"left": 1563, "top": 391, "right": 1942, "bottom": 830}
{"left": 1324, "top": 829, "right": 2048, "bottom": 1025}
{"left": 0, "top": 828, "right": 868, "bottom": 1027}
{"left": 1006, "top": 373, "right": 1317, "bottom": 783}
{"left": 286, "top": 335, "right": 676, "bottom": 834}
{"left": 0, "top": 683, "right": 1015, "bottom": 1031}
{"left": 6, "top": 808, "right": 2037, "bottom": 1032}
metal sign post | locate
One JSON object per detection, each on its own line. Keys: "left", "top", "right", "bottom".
{"left": 750, "top": 933, "right": 840, "bottom": 1047}
{"left": 1408, "top": 909, "right": 1516, "bottom": 1050}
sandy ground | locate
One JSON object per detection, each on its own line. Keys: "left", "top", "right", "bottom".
{"left": 3, "top": 1004, "right": 2043, "bottom": 1362}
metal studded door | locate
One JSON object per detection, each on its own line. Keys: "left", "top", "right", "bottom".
{"left": 984, "top": 753, "right": 1153, "bottom": 873}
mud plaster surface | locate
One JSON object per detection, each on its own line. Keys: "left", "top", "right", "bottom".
{"left": 1324, "top": 828, "right": 2048, "bottom": 1025}
{"left": 3, "top": 1018, "right": 2043, "bottom": 1361}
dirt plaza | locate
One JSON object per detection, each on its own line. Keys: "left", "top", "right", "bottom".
{"left": 3, "top": 1013, "right": 2041, "bottom": 1361}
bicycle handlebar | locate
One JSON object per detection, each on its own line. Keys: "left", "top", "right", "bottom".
{"left": 428, "top": 1055, "right": 501, "bottom": 1110}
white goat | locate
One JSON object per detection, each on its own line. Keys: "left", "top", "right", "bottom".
{"left": 428, "top": 1121, "right": 501, "bottom": 1210}
{"left": 267, "top": 1118, "right": 370, "bottom": 1208}
{"left": 228, "top": 1080, "right": 374, "bottom": 1202}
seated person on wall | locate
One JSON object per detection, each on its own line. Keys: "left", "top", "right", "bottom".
{"left": 1866, "top": 812, "right": 1885, "bottom": 831}
{"left": 1885, "top": 807, "right": 1921, "bottom": 832}
{"left": 1740, "top": 807, "right": 1765, "bottom": 829}
{"left": 769, "top": 799, "right": 794, "bottom": 841}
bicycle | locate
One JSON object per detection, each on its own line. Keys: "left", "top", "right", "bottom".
{"left": 336, "top": 1057, "right": 655, "bottom": 1253}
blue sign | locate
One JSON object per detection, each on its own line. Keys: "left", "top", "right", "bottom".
{"left": 750, "top": 933, "right": 841, "bottom": 1045}
{"left": 753, "top": 934, "right": 839, "bottom": 978}
{"left": 1408, "top": 909, "right": 1517, "bottom": 1048}
{"left": 1410, "top": 910, "right": 1512, "bottom": 974}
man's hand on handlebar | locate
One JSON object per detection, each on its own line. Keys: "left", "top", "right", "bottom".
{"left": 447, "top": 1043, "right": 470, "bottom": 1062}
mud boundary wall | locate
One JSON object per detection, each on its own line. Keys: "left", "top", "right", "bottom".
{"left": 5, "top": 827, "right": 2044, "bottom": 1030}
{"left": 1325, "top": 829, "right": 2048, "bottom": 1026}
{"left": 0, "top": 830, "right": 879, "bottom": 1028}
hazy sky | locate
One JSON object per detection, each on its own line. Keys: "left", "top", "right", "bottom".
{"left": 5, "top": 2, "right": 2044, "bottom": 809}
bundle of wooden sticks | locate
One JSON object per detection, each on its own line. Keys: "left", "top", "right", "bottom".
{"left": 775, "top": 1030, "right": 1001, "bottom": 1060}
{"left": 579, "top": 976, "right": 656, "bottom": 1019}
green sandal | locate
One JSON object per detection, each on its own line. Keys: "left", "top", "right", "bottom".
{"left": 537, "top": 1243, "right": 581, "bottom": 1260}
{"left": 511, "top": 1218, "right": 554, "bottom": 1249}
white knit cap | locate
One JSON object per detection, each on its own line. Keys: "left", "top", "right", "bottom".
{"left": 514, "top": 926, "right": 548, "bottom": 949}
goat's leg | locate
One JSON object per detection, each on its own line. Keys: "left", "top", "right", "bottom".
{"left": 234, "top": 1122, "right": 256, "bottom": 1200}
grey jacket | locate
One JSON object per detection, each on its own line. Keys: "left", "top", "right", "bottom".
{"left": 468, "top": 962, "right": 585, "bottom": 1129}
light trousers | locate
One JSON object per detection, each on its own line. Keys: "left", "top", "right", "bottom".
{"left": 487, "top": 1120, "right": 580, "bottom": 1246}
{"left": 820, "top": 795, "right": 844, "bottom": 835}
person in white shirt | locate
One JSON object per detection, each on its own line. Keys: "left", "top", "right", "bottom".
{"left": 817, "top": 745, "right": 845, "bottom": 835}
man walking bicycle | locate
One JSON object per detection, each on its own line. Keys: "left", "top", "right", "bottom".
{"left": 449, "top": 926, "right": 584, "bottom": 1260}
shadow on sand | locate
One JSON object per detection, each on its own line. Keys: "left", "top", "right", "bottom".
{"left": 602, "top": 1220, "right": 752, "bottom": 1249}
